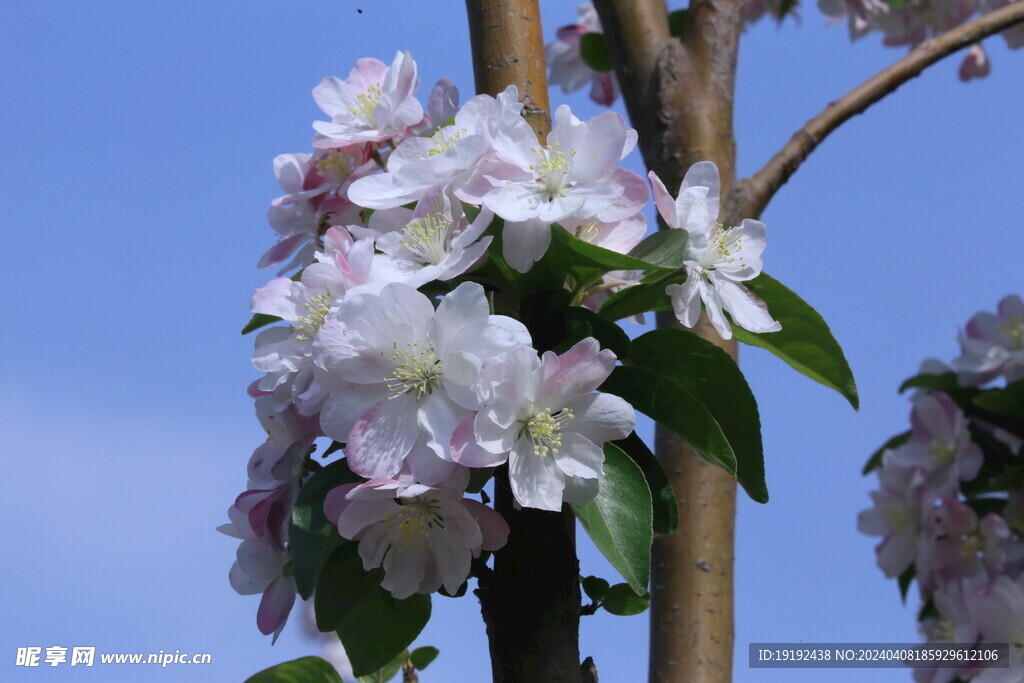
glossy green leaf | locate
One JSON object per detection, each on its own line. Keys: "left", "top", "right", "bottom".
{"left": 563, "top": 306, "right": 632, "bottom": 358}
{"left": 601, "top": 583, "right": 650, "bottom": 616}
{"left": 598, "top": 277, "right": 677, "bottom": 322}
{"left": 601, "top": 366, "right": 738, "bottom": 478}
{"left": 579, "top": 32, "right": 614, "bottom": 72}
{"left": 612, "top": 432, "right": 678, "bottom": 533}
{"left": 625, "top": 328, "right": 767, "bottom": 503}
{"left": 242, "top": 312, "right": 283, "bottom": 335}
{"left": 627, "top": 229, "right": 687, "bottom": 269}
{"left": 581, "top": 576, "right": 610, "bottom": 602}
{"left": 409, "top": 646, "right": 440, "bottom": 671}
{"left": 573, "top": 443, "right": 653, "bottom": 594}
{"left": 289, "top": 458, "right": 362, "bottom": 599}
{"left": 315, "top": 544, "right": 431, "bottom": 677}
{"left": 733, "top": 273, "right": 859, "bottom": 410}
{"left": 548, "top": 225, "right": 657, "bottom": 281}
{"left": 245, "top": 657, "right": 343, "bottom": 683}
{"left": 355, "top": 650, "right": 406, "bottom": 683}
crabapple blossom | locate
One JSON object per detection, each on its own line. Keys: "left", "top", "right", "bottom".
{"left": 313, "top": 282, "right": 530, "bottom": 484}
{"left": 954, "top": 294, "right": 1024, "bottom": 384}
{"left": 546, "top": 3, "right": 619, "bottom": 107}
{"left": 479, "top": 105, "right": 647, "bottom": 225}
{"left": 312, "top": 51, "right": 423, "bottom": 148}
{"left": 227, "top": 536, "right": 297, "bottom": 642}
{"left": 260, "top": 150, "right": 372, "bottom": 272}
{"left": 451, "top": 339, "right": 636, "bottom": 511}
{"left": 886, "top": 391, "right": 983, "bottom": 495}
{"left": 650, "top": 163, "right": 781, "bottom": 340}
{"left": 364, "top": 186, "right": 493, "bottom": 287}
{"left": 220, "top": 485, "right": 301, "bottom": 641}
{"left": 251, "top": 227, "right": 375, "bottom": 406}
{"left": 347, "top": 86, "right": 523, "bottom": 209}
{"left": 857, "top": 452, "right": 928, "bottom": 578}
{"left": 818, "top": 0, "right": 1024, "bottom": 82}
{"left": 323, "top": 469, "right": 509, "bottom": 599}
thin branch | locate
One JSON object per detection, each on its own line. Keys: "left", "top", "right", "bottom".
{"left": 736, "top": 1, "right": 1024, "bottom": 219}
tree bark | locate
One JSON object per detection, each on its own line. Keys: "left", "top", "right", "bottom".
{"left": 465, "top": 3, "right": 583, "bottom": 682}
{"left": 594, "top": 1, "right": 745, "bottom": 681}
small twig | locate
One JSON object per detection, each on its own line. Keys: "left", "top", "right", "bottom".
{"left": 402, "top": 659, "right": 419, "bottom": 683}
{"left": 736, "top": 1, "right": 1024, "bottom": 219}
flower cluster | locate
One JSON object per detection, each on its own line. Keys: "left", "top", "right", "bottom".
{"left": 819, "top": 0, "right": 1024, "bottom": 81}
{"left": 860, "top": 294, "right": 1024, "bottom": 680}
{"left": 220, "top": 51, "right": 690, "bottom": 640}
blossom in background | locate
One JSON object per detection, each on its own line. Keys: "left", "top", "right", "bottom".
{"left": 650, "top": 162, "right": 781, "bottom": 340}
{"left": 857, "top": 452, "right": 928, "bottom": 578}
{"left": 313, "top": 51, "right": 423, "bottom": 148}
{"left": 313, "top": 282, "right": 530, "bottom": 484}
{"left": 954, "top": 293, "right": 1024, "bottom": 385}
{"left": 452, "top": 339, "right": 635, "bottom": 511}
{"left": 885, "top": 392, "right": 983, "bottom": 496}
{"left": 818, "top": 0, "right": 1024, "bottom": 82}
{"left": 324, "top": 470, "right": 509, "bottom": 599}
{"left": 546, "top": 2, "right": 618, "bottom": 106}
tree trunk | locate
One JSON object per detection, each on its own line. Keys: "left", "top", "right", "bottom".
{"left": 477, "top": 473, "right": 583, "bottom": 683}
{"left": 464, "top": 3, "right": 584, "bottom": 682}
{"left": 593, "top": 1, "right": 745, "bottom": 680}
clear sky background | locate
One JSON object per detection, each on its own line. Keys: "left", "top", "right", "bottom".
{"left": 1, "top": 1, "right": 1021, "bottom": 681}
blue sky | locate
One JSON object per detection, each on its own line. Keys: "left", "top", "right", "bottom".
{"left": 1, "top": 1, "right": 1021, "bottom": 681}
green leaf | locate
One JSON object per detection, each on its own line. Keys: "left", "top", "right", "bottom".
{"left": 245, "top": 657, "right": 343, "bottom": 683}
{"left": 775, "top": 0, "right": 797, "bottom": 20}
{"left": 668, "top": 9, "right": 690, "bottom": 36}
{"left": 601, "top": 366, "right": 738, "bottom": 479}
{"left": 601, "top": 583, "right": 650, "bottom": 616}
{"left": 289, "top": 458, "right": 362, "bottom": 600}
{"left": 518, "top": 288, "right": 631, "bottom": 358}
{"left": 627, "top": 229, "right": 687, "bottom": 269}
{"left": 543, "top": 225, "right": 660, "bottom": 293}
{"left": 612, "top": 432, "right": 678, "bottom": 533}
{"left": 898, "top": 565, "right": 915, "bottom": 604}
{"left": 242, "top": 312, "right": 282, "bottom": 335}
{"left": 573, "top": 443, "right": 653, "bottom": 594}
{"left": 563, "top": 306, "right": 632, "bottom": 358}
{"left": 898, "top": 371, "right": 959, "bottom": 394}
{"left": 598, "top": 277, "right": 677, "bottom": 322}
{"left": 355, "top": 650, "right": 406, "bottom": 683}
{"left": 862, "top": 430, "right": 911, "bottom": 475}
{"left": 409, "top": 646, "right": 440, "bottom": 671}
{"left": 972, "top": 380, "right": 1024, "bottom": 433}
{"left": 466, "top": 467, "right": 495, "bottom": 494}
{"left": 733, "top": 273, "right": 859, "bottom": 410}
{"left": 579, "top": 32, "right": 614, "bottom": 72}
{"left": 625, "top": 328, "right": 767, "bottom": 503}
{"left": 315, "top": 544, "right": 431, "bottom": 677}
{"left": 581, "top": 576, "right": 610, "bottom": 602}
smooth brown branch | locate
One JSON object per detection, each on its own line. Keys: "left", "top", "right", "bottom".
{"left": 465, "top": 0, "right": 551, "bottom": 139}
{"left": 736, "top": 1, "right": 1024, "bottom": 220}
